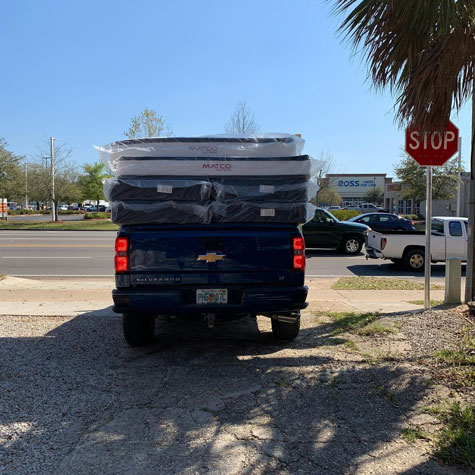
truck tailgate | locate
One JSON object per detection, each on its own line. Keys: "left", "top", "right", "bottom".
{"left": 123, "top": 224, "right": 300, "bottom": 286}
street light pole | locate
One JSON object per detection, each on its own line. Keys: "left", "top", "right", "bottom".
{"left": 50, "top": 137, "right": 56, "bottom": 222}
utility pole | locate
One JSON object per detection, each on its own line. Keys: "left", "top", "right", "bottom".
{"left": 465, "top": 97, "right": 475, "bottom": 303}
{"left": 456, "top": 137, "right": 462, "bottom": 217}
{"left": 50, "top": 137, "right": 56, "bottom": 222}
{"left": 24, "top": 161, "right": 28, "bottom": 209}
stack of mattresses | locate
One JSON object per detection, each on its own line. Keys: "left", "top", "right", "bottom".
{"left": 97, "top": 134, "right": 321, "bottom": 225}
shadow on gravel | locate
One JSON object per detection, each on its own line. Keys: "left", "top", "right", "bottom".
{"left": 0, "top": 311, "right": 444, "bottom": 474}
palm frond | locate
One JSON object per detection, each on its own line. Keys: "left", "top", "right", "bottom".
{"left": 330, "top": 0, "right": 475, "bottom": 129}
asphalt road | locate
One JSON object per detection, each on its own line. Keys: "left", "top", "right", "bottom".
{"left": 0, "top": 230, "right": 115, "bottom": 277}
{"left": 0, "top": 230, "right": 458, "bottom": 279}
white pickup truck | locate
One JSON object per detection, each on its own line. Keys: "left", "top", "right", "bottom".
{"left": 365, "top": 217, "right": 468, "bottom": 271}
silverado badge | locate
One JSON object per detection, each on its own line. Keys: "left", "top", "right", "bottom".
{"left": 197, "top": 253, "right": 225, "bottom": 263}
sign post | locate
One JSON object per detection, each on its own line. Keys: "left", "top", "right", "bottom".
{"left": 424, "top": 167, "right": 432, "bottom": 309}
{"left": 405, "top": 120, "right": 459, "bottom": 310}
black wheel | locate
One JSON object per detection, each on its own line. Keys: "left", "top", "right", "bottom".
{"left": 271, "top": 316, "right": 300, "bottom": 340}
{"left": 403, "top": 248, "right": 425, "bottom": 272}
{"left": 123, "top": 313, "right": 155, "bottom": 347}
{"left": 341, "top": 235, "right": 363, "bottom": 255}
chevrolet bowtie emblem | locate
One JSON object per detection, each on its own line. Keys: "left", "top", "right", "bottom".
{"left": 197, "top": 253, "right": 225, "bottom": 263}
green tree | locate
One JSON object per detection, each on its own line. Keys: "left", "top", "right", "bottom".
{"left": 28, "top": 163, "right": 81, "bottom": 210}
{"left": 394, "top": 156, "right": 462, "bottom": 203}
{"left": 29, "top": 139, "right": 80, "bottom": 218}
{"left": 316, "top": 187, "right": 342, "bottom": 207}
{"left": 125, "top": 107, "right": 173, "bottom": 138}
{"left": 0, "top": 139, "right": 25, "bottom": 202}
{"left": 78, "top": 162, "right": 110, "bottom": 208}
{"left": 225, "top": 101, "right": 260, "bottom": 134}
{"left": 364, "top": 187, "right": 384, "bottom": 205}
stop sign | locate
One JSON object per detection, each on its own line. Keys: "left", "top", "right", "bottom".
{"left": 405, "top": 120, "right": 459, "bottom": 166}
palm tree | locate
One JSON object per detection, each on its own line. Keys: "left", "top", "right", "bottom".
{"left": 331, "top": 0, "right": 475, "bottom": 301}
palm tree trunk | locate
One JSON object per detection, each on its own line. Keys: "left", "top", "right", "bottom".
{"left": 465, "top": 92, "right": 475, "bottom": 302}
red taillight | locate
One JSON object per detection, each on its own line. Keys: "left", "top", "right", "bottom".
{"left": 293, "top": 236, "right": 306, "bottom": 271}
{"left": 115, "top": 237, "right": 128, "bottom": 253}
{"left": 381, "top": 237, "right": 387, "bottom": 250}
{"left": 115, "top": 236, "right": 129, "bottom": 273}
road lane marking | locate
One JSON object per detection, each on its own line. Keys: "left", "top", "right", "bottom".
{"left": 0, "top": 244, "right": 111, "bottom": 248}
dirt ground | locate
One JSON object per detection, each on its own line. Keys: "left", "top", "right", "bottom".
{"left": 0, "top": 307, "right": 473, "bottom": 474}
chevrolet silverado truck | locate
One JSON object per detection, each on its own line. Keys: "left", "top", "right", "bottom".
{"left": 365, "top": 216, "right": 468, "bottom": 271}
{"left": 112, "top": 223, "right": 308, "bottom": 346}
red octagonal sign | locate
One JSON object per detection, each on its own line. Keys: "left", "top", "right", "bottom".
{"left": 405, "top": 120, "right": 459, "bottom": 166}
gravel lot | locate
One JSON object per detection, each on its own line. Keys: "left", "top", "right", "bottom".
{"left": 0, "top": 309, "right": 472, "bottom": 474}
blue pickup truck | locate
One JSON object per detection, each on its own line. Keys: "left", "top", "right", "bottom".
{"left": 112, "top": 223, "right": 308, "bottom": 346}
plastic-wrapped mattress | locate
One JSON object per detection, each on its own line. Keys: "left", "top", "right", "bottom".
{"left": 101, "top": 154, "right": 319, "bottom": 177}
{"left": 96, "top": 133, "right": 305, "bottom": 162}
{"left": 211, "top": 201, "right": 316, "bottom": 224}
{"left": 212, "top": 176, "right": 318, "bottom": 202}
{"left": 111, "top": 201, "right": 211, "bottom": 225}
{"left": 103, "top": 176, "right": 319, "bottom": 203}
{"left": 110, "top": 200, "right": 316, "bottom": 225}
{"left": 104, "top": 177, "right": 212, "bottom": 201}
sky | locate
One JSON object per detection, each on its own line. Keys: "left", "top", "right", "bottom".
{"left": 0, "top": 0, "right": 471, "bottom": 177}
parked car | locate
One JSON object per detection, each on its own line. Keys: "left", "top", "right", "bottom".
{"left": 302, "top": 208, "right": 370, "bottom": 254}
{"left": 87, "top": 206, "right": 98, "bottom": 212}
{"left": 365, "top": 217, "right": 468, "bottom": 271}
{"left": 343, "top": 203, "right": 384, "bottom": 212}
{"left": 58, "top": 205, "right": 68, "bottom": 212}
{"left": 346, "top": 212, "right": 415, "bottom": 232}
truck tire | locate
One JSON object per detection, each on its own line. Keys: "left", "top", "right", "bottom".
{"left": 403, "top": 248, "right": 425, "bottom": 272}
{"left": 123, "top": 313, "right": 155, "bottom": 347}
{"left": 271, "top": 316, "right": 300, "bottom": 340}
{"left": 341, "top": 235, "right": 363, "bottom": 255}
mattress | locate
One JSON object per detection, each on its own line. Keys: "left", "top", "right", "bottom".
{"left": 110, "top": 200, "right": 315, "bottom": 225}
{"left": 103, "top": 155, "right": 320, "bottom": 177}
{"left": 211, "top": 201, "right": 315, "bottom": 224}
{"left": 104, "top": 176, "right": 318, "bottom": 203}
{"left": 111, "top": 201, "right": 210, "bottom": 225}
{"left": 103, "top": 177, "right": 212, "bottom": 201}
{"left": 96, "top": 133, "right": 305, "bottom": 164}
{"left": 212, "top": 176, "right": 319, "bottom": 202}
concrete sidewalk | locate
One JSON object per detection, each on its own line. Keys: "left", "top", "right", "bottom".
{"left": 0, "top": 275, "right": 451, "bottom": 317}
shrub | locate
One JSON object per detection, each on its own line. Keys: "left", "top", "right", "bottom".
{"left": 331, "top": 209, "right": 361, "bottom": 221}
{"left": 84, "top": 212, "right": 109, "bottom": 220}
{"left": 7, "top": 209, "right": 39, "bottom": 215}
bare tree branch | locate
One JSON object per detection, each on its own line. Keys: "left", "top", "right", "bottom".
{"left": 225, "top": 101, "right": 260, "bottom": 134}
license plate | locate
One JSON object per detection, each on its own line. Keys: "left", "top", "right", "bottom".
{"left": 196, "top": 289, "right": 228, "bottom": 304}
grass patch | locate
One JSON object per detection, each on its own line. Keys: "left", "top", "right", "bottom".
{"left": 333, "top": 277, "right": 443, "bottom": 290}
{"left": 84, "top": 212, "right": 110, "bottom": 220}
{"left": 434, "top": 331, "right": 475, "bottom": 388}
{"left": 0, "top": 220, "right": 118, "bottom": 231}
{"left": 402, "top": 427, "right": 428, "bottom": 443}
{"left": 408, "top": 299, "right": 444, "bottom": 306}
{"left": 0, "top": 274, "right": 5, "bottom": 281}
{"left": 344, "top": 339, "right": 359, "bottom": 351}
{"left": 328, "top": 311, "right": 379, "bottom": 334}
{"left": 357, "top": 321, "right": 397, "bottom": 336}
{"left": 432, "top": 401, "right": 475, "bottom": 469}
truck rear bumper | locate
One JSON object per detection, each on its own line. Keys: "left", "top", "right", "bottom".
{"left": 365, "top": 247, "right": 384, "bottom": 259}
{"left": 112, "top": 285, "right": 308, "bottom": 315}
